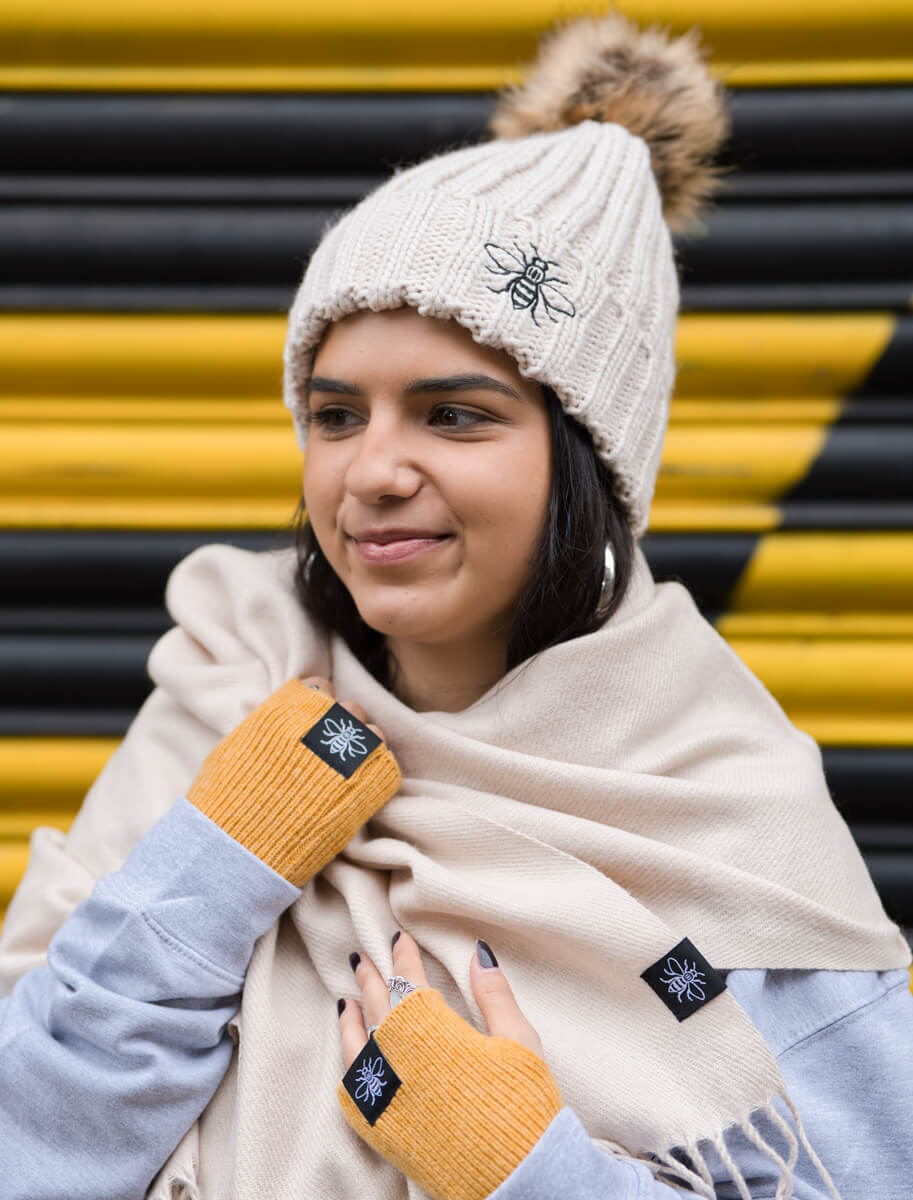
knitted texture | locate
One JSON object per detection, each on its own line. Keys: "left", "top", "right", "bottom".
{"left": 338, "top": 988, "right": 563, "bottom": 1200}
{"left": 187, "top": 678, "right": 401, "bottom": 887}
{"left": 282, "top": 120, "right": 677, "bottom": 538}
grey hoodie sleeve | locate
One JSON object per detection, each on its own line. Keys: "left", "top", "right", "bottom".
{"left": 2, "top": 794, "right": 911, "bottom": 1200}
{"left": 491, "top": 965, "right": 913, "bottom": 1200}
{"left": 0, "top": 796, "right": 300, "bottom": 1200}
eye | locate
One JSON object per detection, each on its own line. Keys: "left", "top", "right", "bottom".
{"left": 430, "top": 404, "right": 490, "bottom": 429}
{"left": 308, "top": 406, "right": 360, "bottom": 432}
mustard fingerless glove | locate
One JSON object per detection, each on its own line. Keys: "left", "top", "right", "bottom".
{"left": 338, "top": 988, "right": 563, "bottom": 1200}
{"left": 187, "top": 678, "right": 401, "bottom": 887}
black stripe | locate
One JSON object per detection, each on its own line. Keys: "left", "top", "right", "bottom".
{"left": 848, "top": 315, "right": 913, "bottom": 398}
{"left": 3, "top": 88, "right": 910, "bottom": 175}
{"left": 641, "top": 534, "right": 758, "bottom": 614}
{"left": 782, "top": 427, "right": 913, "bottom": 503}
{"left": 778, "top": 502, "right": 913, "bottom": 529}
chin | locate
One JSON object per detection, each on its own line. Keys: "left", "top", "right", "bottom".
{"left": 351, "top": 587, "right": 456, "bottom": 644}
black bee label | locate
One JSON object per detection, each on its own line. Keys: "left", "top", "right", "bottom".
{"left": 342, "top": 1036, "right": 402, "bottom": 1125}
{"left": 300, "top": 702, "right": 381, "bottom": 779}
{"left": 483, "top": 240, "right": 577, "bottom": 327}
{"left": 641, "top": 938, "right": 726, "bottom": 1022}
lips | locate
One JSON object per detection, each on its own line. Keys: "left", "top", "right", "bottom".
{"left": 348, "top": 529, "right": 453, "bottom": 566}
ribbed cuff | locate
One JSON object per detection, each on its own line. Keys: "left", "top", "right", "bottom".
{"left": 187, "top": 679, "right": 401, "bottom": 886}
{"left": 338, "top": 988, "right": 563, "bottom": 1200}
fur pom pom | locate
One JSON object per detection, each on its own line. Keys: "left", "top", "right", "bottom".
{"left": 488, "top": 11, "right": 731, "bottom": 232}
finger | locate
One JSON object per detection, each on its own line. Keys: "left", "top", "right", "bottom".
{"left": 301, "top": 675, "right": 334, "bottom": 695}
{"left": 350, "top": 950, "right": 391, "bottom": 1029}
{"left": 366, "top": 722, "right": 386, "bottom": 745}
{"left": 339, "top": 697, "right": 369, "bottom": 725}
{"left": 390, "top": 929, "right": 430, "bottom": 998}
{"left": 338, "top": 996, "right": 367, "bottom": 1069}
{"left": 469, "top": 940, "right": 543, "bottom": 1057}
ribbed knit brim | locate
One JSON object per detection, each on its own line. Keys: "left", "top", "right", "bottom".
{"left": 283, "top": 120, "right": 679, "bottom": 538}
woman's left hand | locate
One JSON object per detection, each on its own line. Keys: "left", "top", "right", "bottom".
{"left": 336, "top": 932, "right": 563, "bottom": 1200}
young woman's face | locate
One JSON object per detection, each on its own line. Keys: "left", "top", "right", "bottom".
{"left": 302, "top": 306, "right": 551, "bottom": 652}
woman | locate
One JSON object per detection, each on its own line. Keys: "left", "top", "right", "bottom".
{"left": 1, "top": 13, "right": 911, "bottom": 1200}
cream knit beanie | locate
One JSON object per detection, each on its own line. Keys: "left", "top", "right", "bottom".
{"left": 283, "top": 13, "right": 730, "bottom": 537}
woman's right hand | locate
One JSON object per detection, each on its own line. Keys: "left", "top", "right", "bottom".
{"left": 300, "top": 675, "right": 387, "bottom": 745}
{"left": 185, "top": 674, "right": 402, "bottom": 887}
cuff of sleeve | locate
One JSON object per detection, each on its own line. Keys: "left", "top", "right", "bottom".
{"left": 489, "top": 1108, "right": 648, "bottom": 1200}
{"left": 338, "top": 988, "right": 562, "bottom": 1200}
{"left": 187, "top": 678, "right": 402, "bottom": 886}
{"left": 98, "top": 794, "right": 301, "bottom": 981}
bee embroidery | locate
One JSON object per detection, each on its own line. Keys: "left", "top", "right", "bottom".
{"left": 660, "top": 956, "right": 707, "bottom": 1004}
{"left": 354, "top": 1056, "right": 388, "bottom": 1106}
{"left": 319, "top": 716, "right": 368, "bottom": 763}
{"left": 483, "top": 241, "right": 577, "bottom": 327}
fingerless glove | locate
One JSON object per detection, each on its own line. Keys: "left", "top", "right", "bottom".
{"left": 338, "top": 988, "right": 563, "bottom": 1200}
{"left": 187, "top": 678, "right": 401, "bottom": 886}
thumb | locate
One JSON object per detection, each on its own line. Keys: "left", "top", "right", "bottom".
{"left": 470, "top": 940, "right": 544, "bottom": 1058}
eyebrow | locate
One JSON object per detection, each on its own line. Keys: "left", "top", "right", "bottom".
{"left": 306, "top": 373, "right": 523, "bottom": 402}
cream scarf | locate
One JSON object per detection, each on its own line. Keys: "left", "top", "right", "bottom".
{"left": 0, "top": 541, "right": 907, "bottom": 1200}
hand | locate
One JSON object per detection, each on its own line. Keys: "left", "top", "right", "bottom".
{"left": 336, "top": 932, "right": 562, "bottom": 1200}
{"left": 300, "top": 675, "right": 387, "bottom": 746}
{"left": 186, "top": 674, "right": 401, "bottom": 887}
{"left": 340, "top": 930, "right": 543, "bottom": 1061}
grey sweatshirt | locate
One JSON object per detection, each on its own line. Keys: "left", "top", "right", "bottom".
{"left": 1, "top": 796, "right": 911, "bottom": 1200}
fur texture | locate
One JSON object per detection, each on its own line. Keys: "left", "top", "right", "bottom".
{"left": 488, "top": 10, "right": 732, "bottom": 233}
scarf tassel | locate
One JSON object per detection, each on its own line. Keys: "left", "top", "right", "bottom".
{"left": 649, "top": 1091, "right": 842, "bottom": 1200}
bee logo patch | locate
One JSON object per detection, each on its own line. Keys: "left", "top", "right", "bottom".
{"left": 342, "top": 1036, "right": 402, "bottom": 1125}
{"left": 641, "top": 938, "right": 726, "bottom": 1022}
{"left": 301, "top": 702, "right": 382, "bottom": 779}
{"left": 483, "top": 240, "right": 577, "bottom": 327}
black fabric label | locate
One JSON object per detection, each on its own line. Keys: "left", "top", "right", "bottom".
{"left": 342, "top": 1036, "right": 401, "bottom": 1125}
{"left": 641, "top": 938, "right": 726, "bottom": 1022}
{"left": 300, "top": 702, "right": 382, "bottom": 779}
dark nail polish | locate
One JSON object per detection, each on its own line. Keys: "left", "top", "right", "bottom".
{"left": 391, "top": 930, "right": 401, "bottom": 949}
{"left": 476, "top": 939, "right": 499, "bottom": 969}
{"left": 348, "top": 951, "right": 361, "bottom": 972}
{"left": 337, "top": 997, "right": 346, "bottom": 1015}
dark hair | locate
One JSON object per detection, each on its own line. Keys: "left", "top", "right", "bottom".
{"left": 291, "top": 384, "right": 634, "bottom": 688}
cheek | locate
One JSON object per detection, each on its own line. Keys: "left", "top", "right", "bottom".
{"left": 302, "top": 452, "right": 340, "bottom": 533}
{"left": 461, "top": 440, "right": 551, "bottom": 565}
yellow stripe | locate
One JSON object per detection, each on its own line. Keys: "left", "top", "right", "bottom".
{"left": 674, "top": 313, "right": 896, "bottom": 399}
{"left": 0, "top": 423, "right": 301, "bottom": 493}
{"left": 2, "top": 61, "right": 912, "bottom": 91}
{"left": 654, "top": 426, "right": 831, "bottom": 505}
{"left": 0, "top": 737, "right": 118, "bottom": 804}
{"left": 0, "top": 314, "right": 285, "bottom": 402}
{"left": 1, "top": 0, "right": 912, "bottom": 89}
{"left": 726, "top": 638, "right": 913, "bottom": 746}
{"left": 0, "top": 844, "right": 31, "bottom": 913}
{"left": 725, "top": 534, "right": 913, "bottom": 616}
{"left": 1, "top": 313, "right": 893, "bottom": 407}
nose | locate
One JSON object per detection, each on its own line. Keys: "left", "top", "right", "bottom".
{"left": 343, "top": 412, "right": 421, "bottom": 504}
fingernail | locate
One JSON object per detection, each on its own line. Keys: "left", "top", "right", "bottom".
{"left": 476, "top": 939, "right": 499, "bottom": 969}
{"left": 348, "top": 951, "right": 361, "bottom": 972}
{"left": 337, "top": 997, "right": 346, "bottom": 1015}
{"left": 391, "top": 930, "right": 401, "bottom": 949}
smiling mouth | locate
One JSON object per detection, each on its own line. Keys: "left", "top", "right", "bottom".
{"left": 350, "top": 533, "right": 453, "bottom": 565}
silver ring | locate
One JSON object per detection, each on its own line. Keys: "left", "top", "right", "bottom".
{"left": 387, "top": 975, "right": 417, "bottom": 1008}
{"left": 366, "top": 1024, "right": 379, "bottom": 1038}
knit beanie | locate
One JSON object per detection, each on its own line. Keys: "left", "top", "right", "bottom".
{"left": 282, "top": 13, "right": 731, "bottom": 538}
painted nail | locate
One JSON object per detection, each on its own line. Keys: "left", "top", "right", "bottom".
{"left": 476, "top": 939, "right": 499, "bottom": 969}
{"left": 337, "top": 997, "right": 346, "bottom": 1015}
{"left": 348, "top": 951, "right": 361, "bottom": 972}
{"left": 391, "top": 930, "right": 401, "bottom": 949}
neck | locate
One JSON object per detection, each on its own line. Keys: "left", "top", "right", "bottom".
{"left": 385, "top": 634, "right": 508, "bottom": 713}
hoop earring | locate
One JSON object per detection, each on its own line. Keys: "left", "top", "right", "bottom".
{"left": 594, "top": 541, "right": 616, "bottom": 619}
